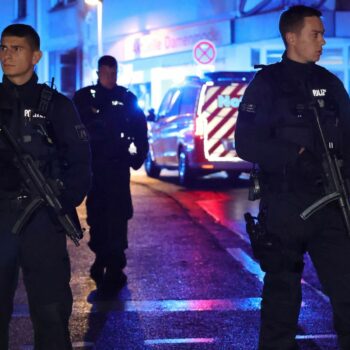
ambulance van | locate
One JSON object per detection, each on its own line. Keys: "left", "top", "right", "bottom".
{"left": 145, "top": 71, "right": 255, "bottom": 186}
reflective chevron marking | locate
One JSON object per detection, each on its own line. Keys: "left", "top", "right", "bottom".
{"left": 202, "top": 83, "right": 248, "bottom": 161}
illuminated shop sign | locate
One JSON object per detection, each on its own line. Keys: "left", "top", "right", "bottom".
{"left": 122, "top": 21, "right": 231, "bottom": 60}
{"left": 239, "top": 0, "right": 328, "bottom": 16}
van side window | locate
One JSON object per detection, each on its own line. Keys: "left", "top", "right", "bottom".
{"left": 157, "top": 89, "right": 181, "bottom": 118}
{"left": 166, "top": 89, "right": 181, "bottom": 117}
{"left": 158, "top": 87, "right": 199, "bottom": 119}
{"left": 179, "top": 87, "right": 200, "bottom": 115}
{"left": 157, "top": 90, "right": 174, "bottom": 119}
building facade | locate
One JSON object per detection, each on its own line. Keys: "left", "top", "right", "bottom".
{"left": 0, "top": 0, "right": 349, "bottom": 108}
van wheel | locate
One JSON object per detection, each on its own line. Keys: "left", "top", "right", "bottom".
{"left": 145, "top": 153, "right": 161, "bottom": 178}
{"left": 178, "top": 151, "right": 193, "bottom": 186}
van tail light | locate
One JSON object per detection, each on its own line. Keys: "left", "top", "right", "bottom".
{"left": 194, "top": 115, "right": 205, "bottom": 136}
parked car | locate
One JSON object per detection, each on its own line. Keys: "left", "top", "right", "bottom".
{"left": 145, "top": 71, "right": 255, "bottom": 186}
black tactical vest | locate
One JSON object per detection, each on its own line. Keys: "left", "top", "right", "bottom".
{"left": 262, "top": 62, "right": 340, "bottom": 157}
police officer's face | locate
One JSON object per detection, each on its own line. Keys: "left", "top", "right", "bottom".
{"left": 97, "top": 65, "right": 117, "bottom": 90}
{"left": 286, "top": 16, "right": 326, "bottom": 64}
{"left": 0, "top": 36, "right": 42, "bottom": 85}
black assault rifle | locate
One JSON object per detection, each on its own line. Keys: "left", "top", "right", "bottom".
{"left": 300, "top": 101, "right": 350, "bottom": 235}
{"left": 0, "top": 124, "right": 83, "bottom": 246}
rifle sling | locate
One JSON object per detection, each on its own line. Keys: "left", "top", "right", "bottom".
{"left": 300, "top": 192, "right": 341, "bottom": 220}
{"left": 12, "top": 197, "right": 44, "bottom": 234}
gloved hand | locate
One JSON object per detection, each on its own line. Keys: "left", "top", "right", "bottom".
{"left": 129, "top": 153, "right": 144, "bottom": 170}
{"left": 296, "top": 149, "right": 323, "bottom": 185}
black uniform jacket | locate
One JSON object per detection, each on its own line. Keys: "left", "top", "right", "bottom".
{"left": 73, "top": 82, "right": 149, "bottom": 219}
{"left": 0, "top": 73, "right": 91, "bottom": 213}
{"left": 236, "top": 54, "right": 350, "bottom": 193}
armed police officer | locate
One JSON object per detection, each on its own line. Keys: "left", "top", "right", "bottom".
{"left": 73, "top": 55, "right": 148, "bottom": 292}
{"left": 236, "top": 5, "right": 350, "bottom": 350}
{"left": 0, "top": 24, "right": 91, "bottom": 350}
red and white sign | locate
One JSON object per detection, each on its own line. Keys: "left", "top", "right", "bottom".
{"left": 110, "top": 21, "right": 230, "bottom": 61}
{"left": 193, "top": 40, "right": 216, "bottom": 65}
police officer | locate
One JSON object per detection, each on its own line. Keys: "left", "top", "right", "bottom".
{"left": 236, "top": 6, "right": 350, "bottom": 350}
{"left": 0, "top": 24, "right": 91, "bottom": 350}
{"left": 73, "top": 55, "right": 149, "bottom": 292}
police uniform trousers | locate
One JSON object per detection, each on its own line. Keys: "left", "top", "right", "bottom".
{"left": 86, "top": 162, "right": 130, "bottom": 273}
{"left": 258, "top": 191, "right": 350, "bottom": 350}
{"left": 0, "top": 204, "right": 73, "bottom": 350}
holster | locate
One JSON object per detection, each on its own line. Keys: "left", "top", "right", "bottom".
{"left": 244, "top": 211, "right": 304, "bottom": 273}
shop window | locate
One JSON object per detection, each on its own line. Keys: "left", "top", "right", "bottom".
{"left": 331, "top": 71, "right": 344, "bottom": 82}
{"left": 251, "top": 49, "right": 260, "bottom": 67}
{"left": 16, "top": 0, "right": 27, "bottom": 19}
{"left": 60, "top": 50, "right": 77, "bottom": 98}
{"left": 266, "top": 50, "right": 283, "bottom": 64}
{"left": 337, "top": 0, "right": 350, "bottom": 10}
{"left": 319, "top": 48, "right": 345, "bottom": 90}
{"left": 51, "top": 0, "right": 63, "bottom": 6}
{"left": 129, "top": 83, "right": 151, "bottom": 112}
{"left": 50, "top": 0, "right": 76, "bottom": 9}
{"left": 319, "top": 48, "right": 343, "bottom": 66}
{"left": 48, "top": 51, "right": 57, "bottom": 85}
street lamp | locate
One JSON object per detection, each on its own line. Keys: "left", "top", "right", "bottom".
{"left": 85, "top": 0, "right": 103, "bottom": 57}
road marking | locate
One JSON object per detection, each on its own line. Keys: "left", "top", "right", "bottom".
{"left": 228, "top": 248, "right": 337, "bottom": 342}
{"left": 145, "top": 337, "right": 216, "bottom": 345}
{"left": 228, "top": 223, "right": 250, "bottom": 243}
{"left": 23, "top": 339, "right": 216, "bottom": 349}
{"left": 20, "top": 335, "right": 338, "bottom": 349}
{"left": 196, "top": 199, "right": 252, "bottom": 244}
{"left": 13, "top": 297, "right": 262, "bottom": 318}
{"left": 81, "top": 297, "right": 262, "bottom": 313}
{"left": 296, "top": 334, "right": 337, "bottom": 340}
{"left": 198, "top": 198, "right": 330, "bottom": 303}
{"left": 228, "top": 248, "right": 329, "bottom": 302}
{"left": 227, "top": 247, "right": 265, "bottom": 282}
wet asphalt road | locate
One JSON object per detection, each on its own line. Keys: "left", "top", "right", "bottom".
{"left": 9, "top": 169, "right": 337, "bottom": 349}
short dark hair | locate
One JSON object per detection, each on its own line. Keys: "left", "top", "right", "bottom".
{"left": 98, "top": 55, "right": 117, "bottom": 69}
{"left": 1, "top": 24, "right": 40, "bottom": 51}
{"left": 279, "top": 5, "right": 322, "bottom": 47}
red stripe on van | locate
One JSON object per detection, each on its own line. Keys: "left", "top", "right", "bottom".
{"left": 208, "top": 124, "right": 235, "bottom": 156}
{"left": 207, "top": 108, "right": 236, "bottom": 140}
{"left": 201, "top": 86, "right": 227, "bottom": 111}
{"left": 206, "top": 84, "right": 244, "bottom": 123}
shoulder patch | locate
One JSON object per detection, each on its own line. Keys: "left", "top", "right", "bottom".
{"left": 75, "top": 124, "right": 89, "bottom": 142}
{"left": 239, "top": 102, "right": 256, "bottom": 113}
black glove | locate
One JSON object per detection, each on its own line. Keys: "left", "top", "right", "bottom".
{"left": 129, "top": 153, "right": 144, "bottom": 170}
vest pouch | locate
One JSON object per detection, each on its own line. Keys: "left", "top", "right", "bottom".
{"left": 275, "top": 126, "right": 314, "bottom": 151}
